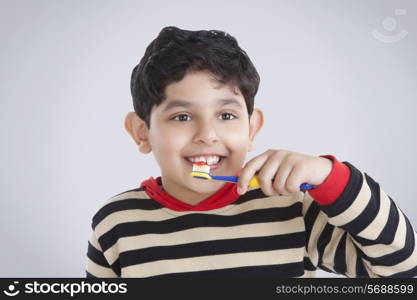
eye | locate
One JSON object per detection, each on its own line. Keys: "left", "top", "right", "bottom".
{"left": 219, "top": 112, "right": 237, "bottom": 120}
{"left": 172, "top": 114, "right": 191, "bottom": 122}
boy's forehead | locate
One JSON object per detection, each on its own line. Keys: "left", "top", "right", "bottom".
{"left": 168, "top": 70, "right": 240, "bottom": 94}
{"left": 158, "top": 71, "right": 245, "bottom": 111}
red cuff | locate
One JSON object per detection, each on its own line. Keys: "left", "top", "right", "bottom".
{"left": 308, "top": 155, "right": 351, "bottom": 206}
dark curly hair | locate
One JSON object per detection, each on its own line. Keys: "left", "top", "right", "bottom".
{"left": 130, "top": 26, "right": 260, "bottom": 128}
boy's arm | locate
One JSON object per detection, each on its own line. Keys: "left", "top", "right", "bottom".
{"left": 303, "top": 155, "right": 417, "bottom": 277}
{"left": 86, "top": 229, "right": 119, "bottom": 278}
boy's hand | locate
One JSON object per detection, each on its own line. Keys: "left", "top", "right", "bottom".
{"left": 237, "top": 149, "right": 333, "bottom": 196}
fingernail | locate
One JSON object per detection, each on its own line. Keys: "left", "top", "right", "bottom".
{"left": 237, "top": 187, "right": 243, "bottom": 195}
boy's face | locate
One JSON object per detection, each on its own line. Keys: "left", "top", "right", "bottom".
{"left": 125, "top": 70, "right": 263, "bottom": 204}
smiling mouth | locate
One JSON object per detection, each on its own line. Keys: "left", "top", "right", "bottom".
{"left": 183, "top": 155, "right": 226, "bottom": 170}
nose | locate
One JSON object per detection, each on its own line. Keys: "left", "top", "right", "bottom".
{"left": 192, "top": 119, "right": 220, "bottom": 145}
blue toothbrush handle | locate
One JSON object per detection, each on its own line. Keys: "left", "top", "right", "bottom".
{"left": 211, "top": 175, "right": 315, "bottom": 191}
{"left": 211, "top": 175, "right": 239, "bottom": 183}
{"left": 300, "top": 183, "right": 315, "bottom": 191}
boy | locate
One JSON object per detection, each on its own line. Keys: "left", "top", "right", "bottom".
{"left": 86, "top": 26, "right": 417, "bottom": 278}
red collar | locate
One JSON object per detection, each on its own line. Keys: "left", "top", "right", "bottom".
{"left": 140, "top": 176, "right": 240, "bottom": 211}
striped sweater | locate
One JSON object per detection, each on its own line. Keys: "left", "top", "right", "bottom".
{"left": 86, "top": 156, "right": 417, "bottom": 278}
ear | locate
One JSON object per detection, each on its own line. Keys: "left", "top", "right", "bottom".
{"left": 124, "top": 112, "right": 152, "bottom": 153}
{"left": 247, "top": 108, "right": 264, "bottom": 152}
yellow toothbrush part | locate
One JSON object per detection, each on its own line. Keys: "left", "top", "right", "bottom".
{"left": 248, "top": 175, "right": 260, "bottom": 188}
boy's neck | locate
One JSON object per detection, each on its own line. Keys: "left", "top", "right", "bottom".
{"left": 160, "top": 177, "right": 221, "bottom": 206}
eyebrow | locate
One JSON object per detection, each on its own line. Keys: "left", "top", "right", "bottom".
{"left": 162, "top": 98, "right": 243, "bottom": 112}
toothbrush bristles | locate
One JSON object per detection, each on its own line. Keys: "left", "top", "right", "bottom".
{"left": 192, "top": 162, "right": 211, "bottom": 174}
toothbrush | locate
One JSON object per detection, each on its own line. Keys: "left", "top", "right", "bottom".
{"left": 190, "top": 162, "right": 315, "bottom": 191}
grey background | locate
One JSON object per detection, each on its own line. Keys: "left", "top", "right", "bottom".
{"left": 1, "top": 0, "right": 416, "bottom": 277}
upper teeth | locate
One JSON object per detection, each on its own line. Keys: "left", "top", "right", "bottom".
{"left": 188, "top": 155, "right": 221, "bottom": 165}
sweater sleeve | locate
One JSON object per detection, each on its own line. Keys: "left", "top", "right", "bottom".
{"left": 303, "top": 159, "right": 417, "bottom": 277}
{"left": 86, "top": 228, "right": 120, "bottom": 278}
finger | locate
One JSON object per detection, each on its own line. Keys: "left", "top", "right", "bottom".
{"left": 237, "top": 151, "right": 270, "bottom": 193}
{"left": 284, "top": 164, "right": 306, "bottom": 195}
{"left": 272, "top": 161, "right": 293, "bottom": 196}
{"left": 257, "top": 155, "right": 283, "bottom": 196}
